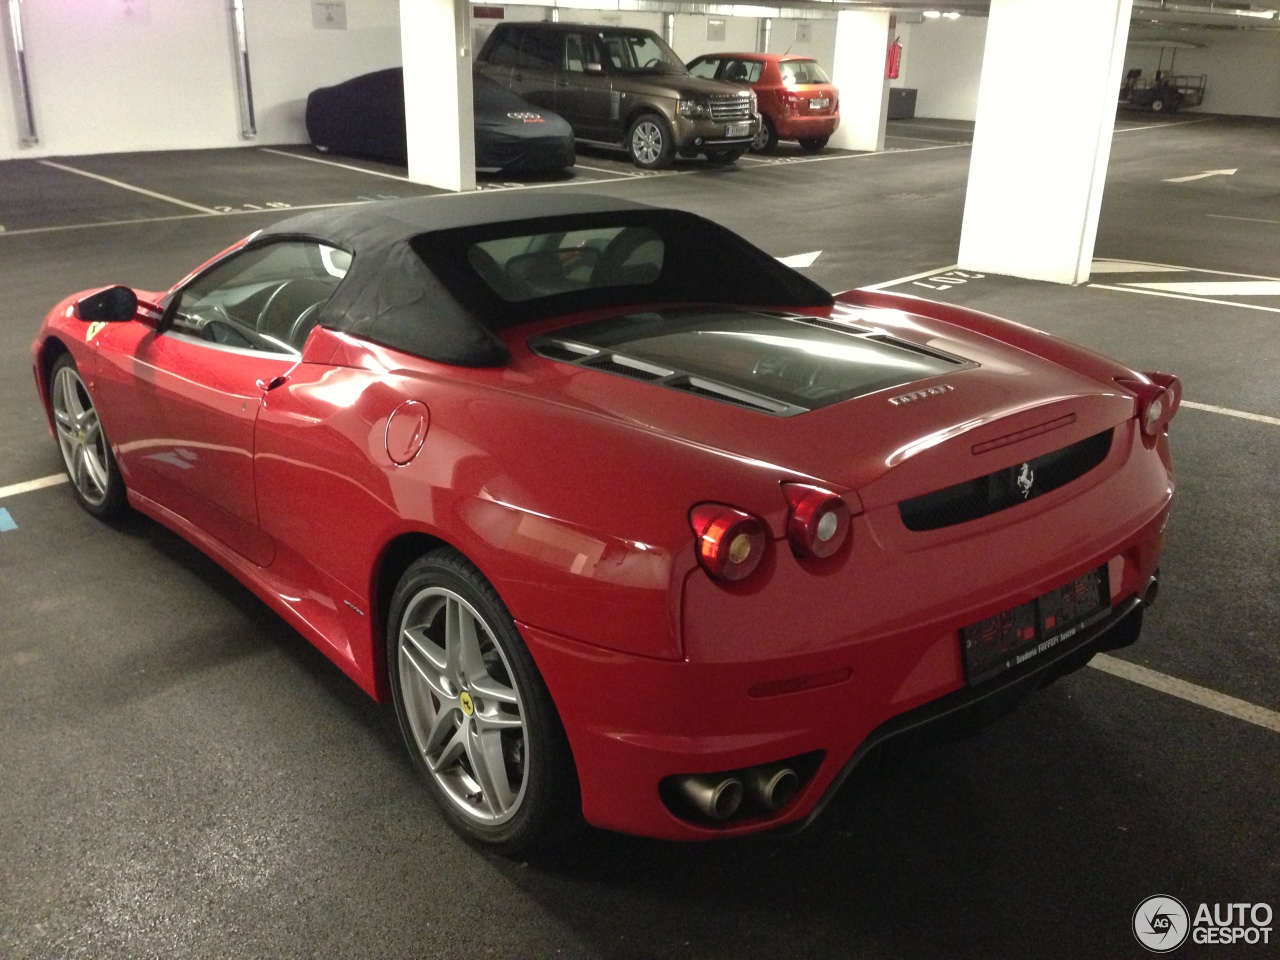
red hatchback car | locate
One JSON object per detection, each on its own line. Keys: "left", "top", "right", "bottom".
{"left": 33, "top": 194, "right": 1178, "bottom": 855}
{"left": 688, "top": 52, "right": 840, "bottom": 153}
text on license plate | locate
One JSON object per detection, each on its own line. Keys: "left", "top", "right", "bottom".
{"left": 809, "top": 97, "right": 830, "bottom": 110}
{"left": 960, "top": 566, "right": 1110, "bottom": 685}
{"left": 725, "top": 123, "right": 749, "bottom": 137}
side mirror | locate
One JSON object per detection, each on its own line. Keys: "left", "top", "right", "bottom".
{"left": 74, "top": 285, "right": 138, "bottom": 322}
{"left": 584, "top": 62, "right": 603, "bottom": 73}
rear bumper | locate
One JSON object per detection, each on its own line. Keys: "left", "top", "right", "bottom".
{"left": 771, "top": 113, "right": 840, "bottom": 141}
{"left": 521, "top": 508, "right": 1166, "bottom": 841}
{"left": 521, "top": 423, "right": 1173, "bottom": 841}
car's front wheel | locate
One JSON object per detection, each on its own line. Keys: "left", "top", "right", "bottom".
{"left": 49, "top": 353, "right": 127, "bottom": 519}
{"left": 387, "top": 548, "right": 578, "bottom": 854}
{"left": 627, "top": 114, "right": 674, "bottom": 169}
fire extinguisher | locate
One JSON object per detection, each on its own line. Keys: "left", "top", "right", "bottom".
{"left": 885, "top": 37, "right": 902, "bottom": 80}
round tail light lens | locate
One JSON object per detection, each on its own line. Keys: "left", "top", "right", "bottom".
{"left": 1119, "top": 373, "right": 1181, "bottom": 437}
{"left": 690, "top": 504, "right": 767, "bottom": 582}
{"left": 783, "top": 483, "right": 851, "bottom": 559}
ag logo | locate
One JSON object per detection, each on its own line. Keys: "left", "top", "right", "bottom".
{"left": 1133, "top": 895, "right": 1190, "bottom": 953}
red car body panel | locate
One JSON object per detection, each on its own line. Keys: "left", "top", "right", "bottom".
{"left": 32, "top": 207, "right": 1176, "bottom": 841}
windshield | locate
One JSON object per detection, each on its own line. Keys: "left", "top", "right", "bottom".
{"left": 599, "top": 30, "right": 687, "bottom": 75}
{"left": 780, "top": 60, "right": 832, "bottom": 85}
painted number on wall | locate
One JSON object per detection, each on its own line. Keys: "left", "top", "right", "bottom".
{"left": 913, "top": 270, "right": 984, "bottom": 291}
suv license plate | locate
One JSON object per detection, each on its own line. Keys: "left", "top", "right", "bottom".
{"left": 809, "top": 97, "right": 830, "bottom": 110}
{"left": 725, "top": 123, "right": 749, "bottom": 138}
{"left": 960, "top": 565, "right": 1110, "bottom": 685}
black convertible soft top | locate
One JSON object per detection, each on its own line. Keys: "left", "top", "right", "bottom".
{"left": 260, "top": 193, "right": 833, "bottom": 367}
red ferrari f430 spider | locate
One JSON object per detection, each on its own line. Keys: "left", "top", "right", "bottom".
{"left": 33, "top": 194, "right": 1179, "bottom": 853}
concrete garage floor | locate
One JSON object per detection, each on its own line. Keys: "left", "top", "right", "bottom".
{"left": 0, "top": 115, "right": 1277, "bottom": 959}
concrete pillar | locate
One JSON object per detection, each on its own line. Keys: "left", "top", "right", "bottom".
{"left": 958, "top": 0, "right": 1133, "bottom": 284}
{"left": 828, "top": 11, "right": 892, "bottom": 153}
{"left": 401, "top": 0, "right": 475, "bottom": 192}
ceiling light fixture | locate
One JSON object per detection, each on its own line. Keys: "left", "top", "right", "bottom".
{"left": 922, "top": 10, "right": 942, "bottom": 18}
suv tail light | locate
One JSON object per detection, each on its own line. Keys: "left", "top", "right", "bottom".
{"left": 690, "top": 504, "right": 767, "bottom": 581}
{"left": 1118, "top": 373, "right": 1181, "bottom": 436}
{"left": 783, "top": 483, "right": 851, "bottom": 559}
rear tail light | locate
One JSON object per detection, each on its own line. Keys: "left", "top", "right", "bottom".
{"left": 1118, "top": 373, "right": 1182, "bottom": 436}
{"left": 783, "top": 483, "right": 851, "bottom": 559}
{"left": 690, "top": 503, "right": 767, "bottom": 582}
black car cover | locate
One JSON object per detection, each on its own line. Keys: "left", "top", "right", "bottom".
{"left": 304, "top": 69, "right": 574, "bottom": 173}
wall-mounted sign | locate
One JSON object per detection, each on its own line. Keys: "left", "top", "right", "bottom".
{"left": 795, "top": 22, "right": 812, "bottom": 44}
{"left": 473, "top": 6, "right": 505, "bottom": 19}
{"left": 313, "top": 1, "right": 347, "bottom": 30}
{"left": 707, "top": 18, "right": 726, "bottom": 43}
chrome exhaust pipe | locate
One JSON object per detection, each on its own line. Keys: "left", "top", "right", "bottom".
{"left": 745, "top": 766, "right": 799, "bottom": 811}
{"left": 678, "top": 774, "right": 744, "bottom": 821}
{"left": 1143, "top": 570, "right": 1160, "bottom": 609}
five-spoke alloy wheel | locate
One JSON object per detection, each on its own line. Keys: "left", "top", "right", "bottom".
{"left": 49, "top": 353, "right": 127, "bottom": 518}
{"left": 388, "top": 549, "right": 577, "bottom": 853}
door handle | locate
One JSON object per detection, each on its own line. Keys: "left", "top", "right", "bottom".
{"left": 256, "top": 375, "right": 288, "bottom": 392}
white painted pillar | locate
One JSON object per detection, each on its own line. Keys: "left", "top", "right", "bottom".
{"left": 401, "top": 0, "right": 475, "bottom": 192}
{"left": 828, "top": 11, "right": 892, "bottom": 153}
{"left": 958, "top": 0, "right": 1133, "bottom": 284}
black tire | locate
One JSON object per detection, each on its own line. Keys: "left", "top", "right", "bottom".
{"left": 626, "top": 113, "right": 674, "bottom": 170}
{"left": 750, "top": 116, "right": 778, "bottom": 154}
{"left": 704, "top": 148, "right": 746, "bottom": 165}
{"left": 48, "top": 353, "right": 128, "bottom": 520}
{"left": 387, "top": 548, "right": 579, "bottom": 855}
{"left": 1150, "top": 98, "right": 1165, "bottom": 113}
{"left": 798, "top": 137, "right": 829, "bottom": 153}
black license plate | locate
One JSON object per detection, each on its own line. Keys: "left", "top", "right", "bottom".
{"left": 961, "top": 565, "right": 1110, "bottom": 685}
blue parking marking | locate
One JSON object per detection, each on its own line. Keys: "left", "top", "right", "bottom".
{"left": 0, "top": 508, "right": 16, "bottom": 532}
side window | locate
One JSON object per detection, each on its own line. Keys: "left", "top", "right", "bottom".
{"left": 688, "top": 57, "right": 720, "bottom": 80}
{"left": 485, "top": 27, "right": 524, "bottom": 67}
{"left": 521, "top": 29, "right": 561, "bottom": 70}
{"left": 723, "top": 59, "right": 762, "bottom": 83}
{"left": 565, "top": 33, "right": 601, "bottom": 73}
{"left": 167, "top": 240, "right": 348, "bottom": 354}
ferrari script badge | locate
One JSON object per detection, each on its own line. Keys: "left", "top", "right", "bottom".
{"left": 1016, "top": 463, "right": 1035, "bottom": 498}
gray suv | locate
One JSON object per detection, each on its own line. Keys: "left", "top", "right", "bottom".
{"left": 476, "top": 22, "right": 758, "bottom": 169}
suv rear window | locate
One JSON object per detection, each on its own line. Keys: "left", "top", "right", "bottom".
{"left": 780, "top": 60, "right": 831, "bottom": 85}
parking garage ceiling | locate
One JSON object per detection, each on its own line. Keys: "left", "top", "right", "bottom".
{"left": 681, "top": 0, "right": 1280, "bottom": 29}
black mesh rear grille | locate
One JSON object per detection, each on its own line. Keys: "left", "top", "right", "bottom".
{"left": 585, "top": 357, "right": 663, "bottom": 381}
{"left": 899, "top": 429, "right": 1114, "bottom": 532}
{"left": 538, "top": 342, "right": 590, "bottom": 363}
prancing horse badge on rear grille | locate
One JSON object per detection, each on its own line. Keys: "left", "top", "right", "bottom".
{"left": 1016, "top": 463, "right": 1035, "bottom": 498}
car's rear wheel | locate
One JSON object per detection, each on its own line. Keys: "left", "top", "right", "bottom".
{"left": 387, "top": 548, "right": 578, "bottom": 854}
{"left": 798, "top": 136, "right": 829, "bottom": 153}
{"left": 627, "top": 114, "right": 674, "bottom": 169}
{"left": 750, "top": 116, "right": 778, "bottom": 154}
{"left": 49, "top": 353, "right": 127, "bottom": 519}
{"left": 704, "top": 148, "right": 746, "bottom": 164}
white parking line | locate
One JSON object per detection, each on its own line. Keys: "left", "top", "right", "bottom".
{"left": 1094, "top": 257, "right": 1280, "bottom": 282}
{"left": 1090, "top": 654, "right": 1280, "bottom": 734}
{"left": 1181, "top": 401, "right": 1280, "bottom": 427}
{"left": 1208, "top": 214, "right": 1280, "bottom": 226}
{"left": 0, "top": 474, "right": 68, "bottom": 500}
{"left": 0, "top": 201, "right": 369, "bottom": 239}
{"left": 1113, "top": 117, "right": 1216, "bottom": 133}
{"left": 260, "top": 147, "right": 414, "bottom": 182}
{"left": 1089, "top": 283, "right": 1280, "bottom": 315}
{"left": 39, "top": 160, "right": 221, "bottom": 214}
{"left": 886, "top": 134, "right": 966, "bottom": 144}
